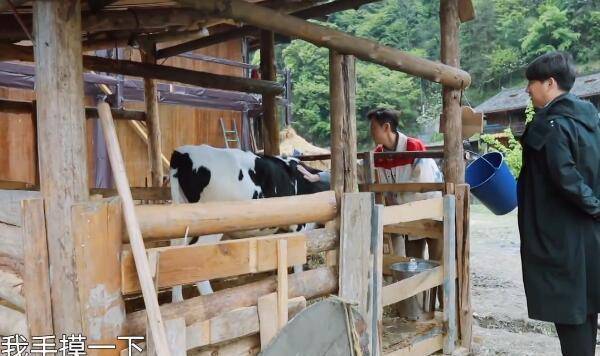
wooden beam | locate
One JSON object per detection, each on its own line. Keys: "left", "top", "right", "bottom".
{"left": 156, "top": 0, "right": 379, "bottom": 59}
{"left": 258, "top": 293, "right": 279, "bottom": 349}
{"left": 33, "top": 0, "right": 89, "bottom": 333}
{"left": 330, "top": 51, "right": 358, "bottom": 207}
{"left": 360, "top": 183, "right": 444, "bottom": 193}
{"left": 126, "top": 267, "right": 338, "bottom": 336}
{"left": 441, "top": 0, "right": 466, "bottom": 183}
{"left": 90, "top": 187, "right": 171, "bottom": 201}
{"left": 120, "top": 233, "right": 307, "bottom": 295}
{"left": 0, "top": 8, "right": 212, "bottom": 41}
{"left": 385, "top": 334, "right": 443, "bottom": 356}
{"left": 140, "top": 42, "right": 165, "bottom": 188}
{"left": 382, "top": 197, "right": 444, "bottom": 226}
{"left": 97, "top": 101, "right": 171, "bottom": 356}
{"left": 382, "top": 266, "right": 443, "bottom": 307}
{"left": 260, "top": 30, "right": 280, "bottom": 155}
{"left": 176, "top": 0, "right": 471, "bottom": 89}
{"left": 443, "top": 194, "right": 457, "bottom": 354}
{"left": 21, "top": 199, "right": 54, "bottom": 338}
{"left": 383, "top": 220, "right": 444, "bottom": 239}
{"left": 0, "top": 99, "right": 147, "bottom": 121}
{"left": 0, "top": 43, "right": 283, "bottom": 95}
{"left": 134, "top": 191, "right": 337, "bottom": 242}
{"left": 72, "top": 198, "right": 126, "bottom": 355}
{"left": 276, "top": 239, "right": 289, "bottom": 328}
{"left": 82, "top": 29, "right": 208, "bottom": 52}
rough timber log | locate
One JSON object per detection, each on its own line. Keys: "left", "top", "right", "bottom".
{"left": 156, "top": 0, "right": 379, "bottom": 59}
{"left": 33, "top": 0, "right": 89, "bottom": 334}
{"left": 126, "top": 267, "right": 338, "bottom": 335}
{"left": 0, "top": 43, "right": 283, "bottom": 95}
{"left": 176, "top": 0, "right": 471, "bottom": 89}
{"left": 260, "top": 30, "right": 280, "bottom": 155}
{"left": 134, "top": 191, "right": 337, "bottom": 241}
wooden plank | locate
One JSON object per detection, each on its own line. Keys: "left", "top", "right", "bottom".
{"left": 260, "top": 30, "right": 280, "bottom": 156}
{"left": 126, "top": 267, "right": 337, "bottom": 336}
{"left": 385, "top": 334, "right": 443, "bottom": 356}
{"left": 21, "top": 199, "right": 53, "bottom": 337}
{"left": 72, "top": 198, "right": 126, "bottom": 356}
{"left": 371, "top": 204, "right": 384, "bottom": 356}
{"left": 454, "top": 185, "right": 465, "bottom": 345}
{"left": 121, "top": 233, "right": 307, "bottom": 295}
{"left": 276, "top": 239, "right": 289, "bottom": 329}
{"left": 165, "top": 318, "right": 186, "bottom": 356}
{"left": 97, "top": 101, "right": 171, "bottom": 356}
{"left": 90, "top": 187, "right": 171, "bottom": 201}
{"left": 135, "top": 191, "right": 337, "bottom": 242}
{"left": 443, "top": 195, "right": 457, "bottom": 354}
{"left": 360, "top": 183, "right": 444, "bottom": 193}
{"left": 0, "top": 180, "right": 34, "bottom": 190}
{"left": 33, "top": 0, "right": 89, "bottom": 333}
{"left": 383, "top": 220, "right": 444, "bottom": 239}
{"left": 458, "top": 0, "right": 475, "bottom": 22}
{"left": 382, "top": 267, "right": 443, "bottom": 307}
{"left": 187, "top": 297, "right": 306, "bottom": 350}
{"left": 459, "top": 185, "right": 472, "bottom": 350}
{"left": 339, "top": 192, "right": 374, "bottom": 354}
{"left": 257, "top": 293, "right": 278, "bottom": 349}
{"left": 178, "top": 0, "right": 471, "bottom": 89}
{"left": 383, "top": 197, "right": 444, "bottom": 226}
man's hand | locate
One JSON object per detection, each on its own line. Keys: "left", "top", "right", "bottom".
{"left": 297, "top": 164, "right": 321, "bottom": 183}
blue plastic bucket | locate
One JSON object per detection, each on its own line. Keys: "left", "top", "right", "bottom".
{"left": 465, "top": 152, "right": 517, "bottom": 215}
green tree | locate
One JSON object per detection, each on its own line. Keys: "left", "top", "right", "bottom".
{"left": 521, "top": 4, "right": 580, "bottom": 58}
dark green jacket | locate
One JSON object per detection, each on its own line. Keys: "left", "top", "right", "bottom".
{"left": 518, "top": 93, "right": 600, "bottom": 324}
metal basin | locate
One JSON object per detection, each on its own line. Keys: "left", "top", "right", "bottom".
{"left": 390, "top": 258, "right": 440, "bottom": 321}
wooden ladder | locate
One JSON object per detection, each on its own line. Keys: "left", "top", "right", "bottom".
{"left": 220, "top": 117, "right": 240, "bottom": 149}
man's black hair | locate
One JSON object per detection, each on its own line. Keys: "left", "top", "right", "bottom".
{"left": 367, "top": 108, "right": 400, "bottom": 132}
{"left": 525, "top": 51, "right": 576, "bottom": 91}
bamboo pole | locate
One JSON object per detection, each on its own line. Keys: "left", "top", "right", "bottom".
{"left": 96, "top": 101, "right": 171, "bottom": 356}
{"left": 175, "top": 0, "right": 471, "bottom": 89}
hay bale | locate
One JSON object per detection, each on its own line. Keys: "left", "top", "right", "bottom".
{"left": 279, "top": 127, "right": 331, "bottom": 171}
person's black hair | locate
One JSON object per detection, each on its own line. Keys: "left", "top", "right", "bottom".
{"left": 366, "top": 108, "right": 399, "bottom": 132}
{"left": 525, "top": 51, "right": 576, "bottom": 91}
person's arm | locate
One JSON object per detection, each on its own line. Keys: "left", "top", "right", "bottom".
{"left": 545, "top": 122, "right": 600, "bottom": 218}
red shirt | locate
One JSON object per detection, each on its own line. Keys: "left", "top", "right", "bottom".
{"left": 373, "top": 137, "right": 427, "bottom": 169}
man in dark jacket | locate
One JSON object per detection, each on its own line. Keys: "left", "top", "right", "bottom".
{"left": 518, "top": 51, "right": 600, "bottom": 355}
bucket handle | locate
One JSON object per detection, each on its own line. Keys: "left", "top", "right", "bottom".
{"left": 466, "top": 150, "right": 498, "bottom": 171}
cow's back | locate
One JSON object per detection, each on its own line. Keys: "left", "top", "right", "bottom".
{"left": 170, "top": 145, "right": 259, "bottom": 203}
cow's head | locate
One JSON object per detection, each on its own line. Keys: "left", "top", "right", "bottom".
{"left": 278, "top": 157, "right": 329, "bottom": 195}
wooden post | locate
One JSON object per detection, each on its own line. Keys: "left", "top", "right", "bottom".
{"left": 260, "top": 30, "right": 280, "bottom": 155}
{"left": 21, "top": 199, "right": 53, "bottom": 337}
{"left": 458, "top": 184, "right": 472, "bottom": 349}
{"left": 339, "top": 193, "right": 376, "bottom": 355}
{"left": 440, "top": 0, "right": 465, "bottom": 184}
{"left": 277, "top": 240, "right": 289, "bottom": 328}
{"left": 329, "top": 51, "right": 358, "bottom": 207}
{"left": 442, "top": 195, "right": 457, "bottom": 354}
{"left": 72, "top": 197, "right": 126, "bottom": 356}
{"left": 140, "top": 42, "right": 164, "bottom": 188}
{"left": 33, "top": 0, "right": 89, "bottom": 333}
{"left": 97, "top": 102, "right": 171, "bottom": 356}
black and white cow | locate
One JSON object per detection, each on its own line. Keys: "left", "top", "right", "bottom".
{"left": 169, "top": 144, "right": 329, "bottom": 301}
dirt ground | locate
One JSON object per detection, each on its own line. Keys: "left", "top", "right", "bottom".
{"left": 469, "top": 204, "right": 599, "bottom": 355}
